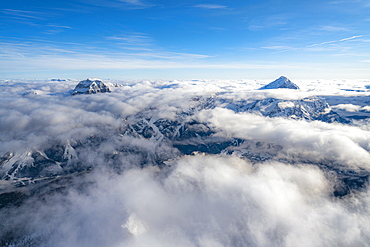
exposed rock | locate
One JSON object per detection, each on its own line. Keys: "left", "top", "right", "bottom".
{"left": 72, "top": 78, "right": 112, "bottom": 95}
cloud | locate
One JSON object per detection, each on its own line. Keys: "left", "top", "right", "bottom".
{"left": 196, "top": 107, "right": 370, "bottom": 168}
{"left": 108, "top": 33, "right": 152, "bottom": 44}
{"left": 316, "top": 25, "right": 351, "bottom": 32}
{"left": 193, "top": 4, "right": 228, "bottom": 9}
{"left": 307, "top": 35, "right": 363, "bottom": 47}
{"left": 1, "top": 9, "right": 46, "bottom": 20}
{"left": 46, "top": 24, "right": 72, "bottom": 29}
{"left": 339, "top": 35, "right": 363, "bottom": 41}
{"left": 332, "top": 104, "right": 362, "bottom": 112}
{"left": 330, "top": 0, "right": 370, "bottom": 7}
{"left": 0, "top": 40, "right": 215, "bottom": 73}
{"left": 248, "top": 14, "right": 290, "bottom": 31}
{"left": 261, "top": 46, "right": 292, "bottom": 50}
{"left": 333, "top": 104, "right": 370, "bottom": 113}
{"left": 261, "top": 46, "right": 297, "bottom": 53}
{"left": 1, "top": 155, "right": 370, "bottom": 246}
{"left": 1, "top": 40, "right": 311, "bottom": 75}
{"left": 118, "top": 0, "right": 148, "bottom": 6}
{"left": 80, "top": 0, "right": 155, "bottom": 9}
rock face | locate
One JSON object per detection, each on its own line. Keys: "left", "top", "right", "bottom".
{"left": 259, "top": 76, "right": 300, "bottom": 90}
{"left": 72, "top": 78, "right": 112, "bottom": 95}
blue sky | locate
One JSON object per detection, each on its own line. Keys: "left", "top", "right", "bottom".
{"left": 1, "top": 0, "right": 369, "bottom": 79}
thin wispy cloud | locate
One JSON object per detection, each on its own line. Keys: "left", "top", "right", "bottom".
{"left": 316, "top": 25, "right": 350, "bottom": 32}
{"left": 1, "top": 9, "right": 45, "bottom": 20}
{"left": 193, "top": 4, "right": 228, "bottom": 9}
{"left": 307, "top": 35, "right": 363, "bottom": 47}
{"left": 134, "top": 51, "right": 212, "bottom": 60}
{"left": 248, "top": 14, "right": 290, "bottom": 31}
{"left": 261, "top": 46, "right": 297, "bottom": 54}
{"left": 44, "top": 24, "right": 73, "bottom": 35}
{"left": 118, "top": 0, "right": 148, "bottom": 6}
{"left": 80, "top": 0, "right": 154, "bottom": 9}
{"left": 46, "top": 24, "right": 73, "bottom": 29}
{"left": 108, "top": 33, "right": 153, "bottom": 45}
{"left": 0, "top": 40, "right": 214, "bottom": 72}
{"left": 117, "top": 46, "right": 153, "bottom": 51}
{"left": 330, "top": 0, "right": 370, "bottom": 7}
{"left": 340, "top": 35, "right": 363, "bottom": 41}
{"left": 209, "top": 27, "right": 227, "bottom": 31}
{"left": 0, "top": 41, "right": 304, "bottom": 74}
{"left": 261, "top": 46, "right": 295, "bottom": 50}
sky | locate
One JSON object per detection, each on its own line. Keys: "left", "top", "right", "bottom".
{"left": 0, "top": 0, "right": 369, "bottom": 79}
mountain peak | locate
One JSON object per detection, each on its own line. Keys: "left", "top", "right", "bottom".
{"left": 72, "top": 78, "right": 111, "bottom": 95}
{"left": 259, "top": 76, "right": 299, "bottom": 90}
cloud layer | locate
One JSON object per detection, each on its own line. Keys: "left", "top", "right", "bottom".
{"left": 1, "top": 78, "right": 370, "bottom": 246}
{"left": 1, "top": 155, "right": 370, "bottom": 246}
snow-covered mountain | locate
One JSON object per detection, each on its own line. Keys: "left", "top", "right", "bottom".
{"left": 223, "top": 96, "right": 349, "bottom": 123}
{"left": 259, "top": 76, "right": 300, "bottom": 89}
{"left": 72, "top": 78, "right": 114, "bottom": 95}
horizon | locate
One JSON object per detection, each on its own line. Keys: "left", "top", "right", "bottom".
{"left": 2, "top": 76, "right": 370, "bottom": 82}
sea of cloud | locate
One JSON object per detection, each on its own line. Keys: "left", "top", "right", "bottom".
{"left": 1, "top": 156, "right": 370, "bottom": 247}
{"left": 1, "top": 78, "right": 370, "bottom": 246}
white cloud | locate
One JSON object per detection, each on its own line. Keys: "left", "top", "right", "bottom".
{"left": 82, "top": 0, "right": 155, "bottom": 9}
{"left": 1, "top": 155, "right": 370, "bottom": 246}
{"left": 193, "top": 4, "right": 228, "bottom": 9}
{"left": 316, "top": 25, "right": 350, "bottom": 32}
{"left": 307, "top": 35, "right": 363, "bottom": 47}
{"left": 332, "top": 104, "right": 362, "bottom": 112}
{"left": 340, "top": 35, "right": 363, "bottom": 41}
{"left": 46, "top": 24, "right": 72, "bottom": 29}
{"left": 1, "top": 9, "right": 46, "bottom": 20}
{"left": 361, "top": 106, "right": 370, "bottom": 112}
{"left": 119, "top": 0, "right": 147, "bottom": 6}
{"left": 108, "top": 33, "right": 153, "bottom": 45}
{"left": 196, "top": 107, "right": 370, "bottom": 168}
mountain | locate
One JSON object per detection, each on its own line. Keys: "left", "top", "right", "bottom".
{"left": 223, "top": 96, "right": 350, "bottom": 123}
{"left": 72, "top": 78, "right": 113, "bottom": 95}
{"left": 259, "top": 76, "right": 300, "bottom": 90}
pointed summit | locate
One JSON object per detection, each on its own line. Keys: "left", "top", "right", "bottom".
{"left": 259, "top": 76, "right": 299, "bottom": 90}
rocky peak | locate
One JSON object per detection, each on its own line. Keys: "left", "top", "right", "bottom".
{"left": 72, "top": 78, "right": 111, "bottom": 95}
{"left": 259, "top": 76, "right": 300, "bottom": 90}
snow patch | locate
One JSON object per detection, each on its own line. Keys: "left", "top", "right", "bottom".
{"left": 278, "top": 101, "right": 295, "bottom": 109}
